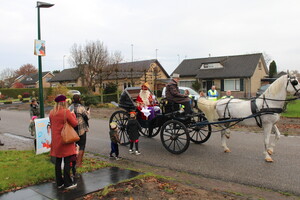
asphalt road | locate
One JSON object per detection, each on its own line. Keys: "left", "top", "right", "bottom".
{"left": 1, "top": 109, "right": 300, "bottom": 196}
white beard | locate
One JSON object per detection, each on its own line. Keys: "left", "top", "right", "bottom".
{"left": 139, "top": 90, "right": 151, "bottom": 106}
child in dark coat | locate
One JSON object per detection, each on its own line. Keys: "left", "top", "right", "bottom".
{"left": 109, "top": 122, "right": 122, "bottom": 160}
{"left": 127, "top": 112, "right": 142, "bottom": 155}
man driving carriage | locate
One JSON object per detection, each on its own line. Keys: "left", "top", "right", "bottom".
{"left": 166, "top": 73, "right": 193, "bottom": 115}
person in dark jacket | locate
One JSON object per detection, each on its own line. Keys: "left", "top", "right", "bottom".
{"left": 109, "top": 122, "right": 122, "bottom": 160}
{"left": 166, "top": 73, "right": 192, "bottom": 114}
{"left": 127, "top": 112, "right": 142, "bottom": 155}
{"left": 30, "top": 98, "right": 40, "bottom": 118}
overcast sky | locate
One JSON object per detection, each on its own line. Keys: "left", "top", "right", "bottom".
{"left": 1, "top": 0, "right": 299, "bottom": 75}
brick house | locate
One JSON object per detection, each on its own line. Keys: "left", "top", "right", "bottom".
{"left": 172, "top": 53, "right": 268, "bottom": 98}
{"left": 12, "top": 72, "right": 54, "bottom": 88}
{"left": 49, "top": 59, "right": 170, "bottom": 92}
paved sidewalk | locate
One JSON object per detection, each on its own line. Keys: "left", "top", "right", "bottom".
{"left": 0, "top": 167, "right": 140, "bottom": 200}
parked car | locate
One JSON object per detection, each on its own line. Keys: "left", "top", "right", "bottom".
{"left": 162, "top": 86, "right": 200, "bottom": 100}
{"left": 256, "top": 84, "right": 270, "bottom": 97}
{"left": 67, "top": 90, "right": 81, "bottom": 96}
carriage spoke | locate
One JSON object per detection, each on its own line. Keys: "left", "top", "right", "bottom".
{"left": 176, "top": 138, "right": 186, "bottom": 147}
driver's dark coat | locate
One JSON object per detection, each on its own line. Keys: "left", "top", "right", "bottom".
{"left": 166, "top": 79, "right": 190, "bottom": 104}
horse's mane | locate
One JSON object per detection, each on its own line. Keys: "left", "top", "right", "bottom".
{"left": 262, "top": 75, "right": 287, "bottom": 96}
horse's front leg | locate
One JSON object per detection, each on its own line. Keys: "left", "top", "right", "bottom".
{"left": 221, "top": 124, "right": 231, "bottom": 153}
{"left": 263, "top": 124, "right": 274, "bottom": 162}
{"left": 267, "top": 125, "right": 281, "bottom": 155}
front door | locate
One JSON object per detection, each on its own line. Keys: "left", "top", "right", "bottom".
{"left": 206, "top": 80, "right": 213, "bottom": 95}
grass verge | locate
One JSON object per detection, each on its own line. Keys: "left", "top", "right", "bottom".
{"left": 0, "top": 150, "right": 111, "bottom": 193}
{"left": 282, "top": 100, "right": 300, "bottom": 118}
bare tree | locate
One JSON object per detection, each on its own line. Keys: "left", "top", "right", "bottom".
{"left": 0, "top": 68, "right": 15, "bottom": 80}
{"left": 109, "top": 51, "right": 123, "bottom": 88}
{"left": 0, "top": 68, "right": 16, "bottom": 88}
{"left": 70, "top": 41, "right": 112, "bottom": 92}
{"left": 263, "top": 52, "right": 272, "bottom": 67}
{"left": 70, "top": 43, "right": 85, "bottom": 86}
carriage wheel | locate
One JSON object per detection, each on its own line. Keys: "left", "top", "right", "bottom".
{"left": 189, "top": 114, "right": 211, "bottom": 144}
{"left": 160, "top": 120, "right": 190, "bottom": 154}
{"left": 109, "top": 110, "right": 130, "bottom": 145}
{"left": 140, "top": 126, "right": 161, "bottom": 138}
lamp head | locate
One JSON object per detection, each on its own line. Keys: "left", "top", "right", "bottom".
{"left": 37, "top": 1, "right": 54, "bottom": 8}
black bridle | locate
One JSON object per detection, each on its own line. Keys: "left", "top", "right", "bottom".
{"left": 286, "top": 74, "right": 300, "bottom": 97}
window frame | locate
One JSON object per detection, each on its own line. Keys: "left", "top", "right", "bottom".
{"left": 224, "top": 79, "right": 240, "bottom": 91}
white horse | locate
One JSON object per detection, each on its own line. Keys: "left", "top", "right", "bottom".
{"left": 198, "top": 74, "right": 300, "bottom": 162}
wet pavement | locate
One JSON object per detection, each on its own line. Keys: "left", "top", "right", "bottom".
{"left": 0, "top": 167, "right": 140, "bottom": 200}
{"left": 0, "top": 133, "right": 141, "bottom": 200}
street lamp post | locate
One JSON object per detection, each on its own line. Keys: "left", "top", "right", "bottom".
{"left": 36, "top": 1, "right": 54, "bottom": 118}
{"left": 63, "top": 55, "right": 67, "bottom": 70}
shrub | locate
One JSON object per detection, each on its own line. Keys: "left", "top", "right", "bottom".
{"left": 0, "top": 94, "right": 6, "bottom": 100}
{"left": 52, "top": 85, "right": 68, "bottom": 97}
{"left": 82, "top": 95, "right": 100, "bottom": 106}
{"left": 46, "top": 95, "right": 56, "bottom": 104}
{"left": 104, "top": 82, "right": 118, "bottom": 94}
{"left": 23, "top": 92, "right": 30, "bottom": 98}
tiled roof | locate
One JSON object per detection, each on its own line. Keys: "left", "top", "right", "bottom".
{"left": 48, "top": 68, "right": 80, "bottom": 82}
{"left": 104, "top": 59, "right": 169, "bottom": 80}
{"left": 19, "top": 72, "right": 50, "bottom": 85}
{"left": 172, "top": 53, "right": 265, "bottom": 79}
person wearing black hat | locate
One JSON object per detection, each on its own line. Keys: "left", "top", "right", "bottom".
{"left": 49, "top": 95, "right": 78, "bottom": 190}
{"left": 166, "top": 73, "right": 193, "bottom": 115}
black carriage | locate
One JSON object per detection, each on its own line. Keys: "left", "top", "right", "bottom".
{"left": 109, "top": 87, "right": 212, "bottom": 154}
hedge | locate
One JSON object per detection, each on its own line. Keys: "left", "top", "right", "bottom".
{"left": 0, "top": 87, "right": 88, "bottom": 99}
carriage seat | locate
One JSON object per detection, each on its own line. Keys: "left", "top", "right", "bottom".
{"left": 160, "top": 98, "right": 181, "bottom": 114}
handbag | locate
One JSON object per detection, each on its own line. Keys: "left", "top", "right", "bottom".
{"left": 61, "top": 109, "right": 80, "bottom": 144}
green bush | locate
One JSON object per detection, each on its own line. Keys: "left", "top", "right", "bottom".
{"left": 103, "top": 83, "right": 117, "bottom": 94}
{"left": 82, "top": 95, "right": 100, "bottom": 106}
{"left": 4, "top": 101, "right": 12, "bottom": 104}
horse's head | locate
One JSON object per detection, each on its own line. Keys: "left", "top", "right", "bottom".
{"left": 286, "top": 74, "right": 300, "bottom": 97}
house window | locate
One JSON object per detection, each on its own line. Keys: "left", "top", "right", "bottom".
{"left": 179, "top": 80, "right": 194, "bottom": 88}
{"left": 224, "top": 79, "right": 240, "bottom": 91}
{"left": 26, "top": 77, "right": 33, "bottom": 81}
{"left": 200, "top": 63, "right": 223, "bottom": 69}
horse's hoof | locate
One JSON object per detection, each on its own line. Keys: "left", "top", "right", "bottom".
{"left": 224, "top": 149, "right": 231, "bottom": 153}
{"left": 265, "top": 158, "right": 274, "bottom": 162}
{"left": 267, "top": 149, "right": 273, "bottom": 155}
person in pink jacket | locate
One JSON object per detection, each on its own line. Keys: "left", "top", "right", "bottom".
{"left": 49, "top": 95, "right": 78, "bottom": 190}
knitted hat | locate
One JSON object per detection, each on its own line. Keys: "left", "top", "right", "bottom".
{"left": 110, "top": 122, "right": 118, "bottom": 129}
{"left": 129, "top": 111, "right": 136, "bottom": 118}
{"left": 54, "top": 95, "right": 66, "bottom": 102}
